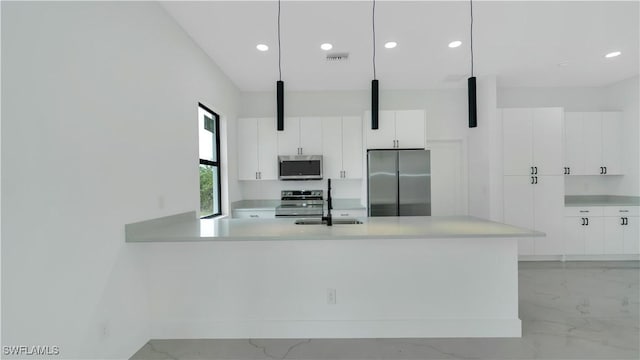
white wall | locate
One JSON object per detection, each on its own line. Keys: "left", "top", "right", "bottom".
{"left": 2, "top": 2, "right": 239, "bottom": 358}
{"left": 498, "top": 79, "right": 639, "bottom": 197}
{"left": 238, "top": 89, "right": 469, "bottom": 207}
{"left": 605, "top": 76, "right": 640, "bottom": 197}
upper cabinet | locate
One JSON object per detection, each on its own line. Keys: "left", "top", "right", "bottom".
{"left": 277, "top": 117, "right": 323, "bottom": 155}
{"left": 237, "top": 118, "right": 278, "bottom": 180}
{"left": 322, "top": 116, "right": 363, "bottom": 179}
{"left": 502, "top": 108, "right": 564, "bottom": 176}
{"left": 364, "top": 110, "right": 426, "bottom": 149}
{"left": 564, "top": 112, "right": 622, "bottom": 175}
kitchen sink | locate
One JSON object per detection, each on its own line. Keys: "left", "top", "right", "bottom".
{"left": 294, "top": 218, "right": 363, "bottom": 225}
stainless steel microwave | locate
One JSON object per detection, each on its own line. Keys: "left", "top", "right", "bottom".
{"left": 278, "top": 155, "right": 323, "bottom": 180}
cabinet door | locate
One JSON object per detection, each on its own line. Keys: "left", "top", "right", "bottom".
{"left": 564, "top": 112, "right": 585, "bottom": 175}
{"left": 299, "top": 117, "right": 324, "bottom": 155}
{"left": 583, "top": 216, "right": 605, "bottom": 255}
{"left": 582, "top": 112, "right": 603, "bottom": 175}
{"left": 277, "top": 117, "right": 301, "bottom": 155}
{"left": 564, "top": 217, "right": 585, "bottom": 255}
{"left": 503, "top": 175, "right": 534, "bottom": 255}
{"left": 257, "top": 118, "right": 278, "bottom": 180}
{"left": 321, "top": 117, "right": 343, "bottom": 179}
{"left": 237, "top": 118, "right": 259, "bottom": 180}
{"left": 601, "top": 112, "right": 622, "bottom": 175}
{"left": 604, "top": 216, "right": 625, "bottom": 254}
{"left": 503, "top": 109, "right": 533, "bottom": 176}
{"left": 623, "top": 216, "right": 639, "bottom": 254}
{"left": 341, "top": 116, "right": 363, "bottom": 179}
{"left": 365, "top": 110, "right": 396, "bottom": 149}
{"left": 533, "top": 175, "right": 564, "bottom": 255}
{"left": 532, "top": 108, "right": 563, "bottom": 175}
{"left": 395, "top": 110, "right": 425, "bottom": 149}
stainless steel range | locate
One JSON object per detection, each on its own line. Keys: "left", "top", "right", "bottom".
{"left": 275, "top": 190, "right": 324, "bottom": 218}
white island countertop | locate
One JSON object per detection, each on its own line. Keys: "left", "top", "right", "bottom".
{"left": 125, "top": 212, "right": 544, "bottom": 243}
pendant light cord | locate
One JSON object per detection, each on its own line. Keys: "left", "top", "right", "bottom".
{"left": 470, "top": 0, "right": 474, "bottom": 77}
{"left": 278, "top": 0, "right": 282, "bottom": 81}
{"left": 372, "top": 0, "right": 377, "bottom": 80}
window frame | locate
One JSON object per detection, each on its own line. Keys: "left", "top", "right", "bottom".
{"left": 199, "top": 102, "right": 222, "bottom": 219}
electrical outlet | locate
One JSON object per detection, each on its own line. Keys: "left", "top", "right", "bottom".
{"left": 327, "top": 288, "right": 336, "bottom": 305}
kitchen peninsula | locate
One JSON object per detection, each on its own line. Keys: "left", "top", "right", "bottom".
{"left": 126, "top": 213, "right": 542, "bottom": 339}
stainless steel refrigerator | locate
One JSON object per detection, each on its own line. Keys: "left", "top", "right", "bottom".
{"left": 367, "top": 149, "right": 431, "bottom": 216}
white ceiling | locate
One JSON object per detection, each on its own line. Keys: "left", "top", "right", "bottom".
{"left": 161, "top": 1, "right": 639, "bottom": 92}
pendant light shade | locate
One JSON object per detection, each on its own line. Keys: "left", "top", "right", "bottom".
{"left": 277, "top": 80, "right": 284, "bottom": 131}
{"left": 468, "top": 0, "right": 477, "bottom": 128}
{"left": 371, "top": 79, "right": 379, "bottom": 129}
{"left": 468, "top": 77, "right": 477, "bottom": 128}
{"left": 276, "top": 0, "right": 284, "bottom": 131}
{"left": 371, "top": 0, "right": 378, "bottom": 130}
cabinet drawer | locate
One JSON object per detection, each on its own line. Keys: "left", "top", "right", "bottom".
{"left": 232, "top": 210, "right": 275, "bottom": 219}
{"left": 603, "top": 206, "right": 639, "bottom": 217}
{"left": 564, "top": 207, "right": 603, "bottom": 217}
{"left": 333, "top": 209, "right": 366, "bottom": 218}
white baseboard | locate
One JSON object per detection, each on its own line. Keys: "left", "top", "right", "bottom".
{"left": 150, "top": 318, "right": 522, "bottom": 339}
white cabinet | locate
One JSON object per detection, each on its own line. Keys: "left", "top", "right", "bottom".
{"left": 322, "top": 116, "right": 363, "bottom": 179}
{"left": 237, "top": 118, "right": 278, "bottom": 180}
{"left": 333, "top": 209, "right": 366, "bottom": 218}
{"left": 501, "top": 108, "right": 564, "bottom": 256}
{"left": 563, "top": 206, "right": 638, "bottom": 256}
{"left": 563, "top": 214, "right": 605, "bottom": 255}
{"left": 564, "top": 112, "right": 622, "bottom": 175}
{"left": 603, "top": 207, "right": 639, "bottom": 254}
{"left": 232, "top": 209, "right": 275, "bottom": 219}
{"left": 504, "top": 175, "right": 564, "bottom": 256}
{"left": 277, "top": 117, "right": 323, "bottom": 155}
{"left": 365, "top": 110, "right": 425, "bottom": 149}
{"left": 502, "top": 108, "right": 563, "bottom": 176}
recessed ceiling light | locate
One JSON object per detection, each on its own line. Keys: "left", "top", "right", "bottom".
{"left": 256, "top": 44, "right": 269, "bottom": 52}
{"left": 448, "top": 40, "right": 462, "bottom": 48}
{"left": 320, "top": 43, "right": 333, "bottom": 51}
{"left": 605, "top": 51, "right": 621, "bottom": 58}
{"left": 384, "top": 41, "right": 397, "bottom": 49}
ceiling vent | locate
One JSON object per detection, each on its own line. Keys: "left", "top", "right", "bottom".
{"left": 326, "top": 52, "right": 349, "bottom": 62}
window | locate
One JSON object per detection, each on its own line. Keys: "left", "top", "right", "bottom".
{"left": 199, "top": 103, "right": 221, "bottom": 218}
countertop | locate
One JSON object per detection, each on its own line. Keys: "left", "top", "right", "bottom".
{"left": 231, "top": 198, "right": 365, "bottom": 211}
{"left": 125, "top": 211, "right": 543, "bottom": 243}
{"left": 565, "top": 195, "right": 640, "bottom": 207}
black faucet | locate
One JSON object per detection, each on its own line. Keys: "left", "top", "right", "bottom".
{"left": 322, "top": 178, "right": 333, "bottom": 226}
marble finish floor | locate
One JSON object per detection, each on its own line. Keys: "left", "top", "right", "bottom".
{"left": 130, "top": 261, "right": 639, "bottom": 359}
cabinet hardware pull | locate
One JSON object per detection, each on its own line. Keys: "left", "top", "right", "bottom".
{"left": 250, "top": 215, "right": 259, "bottom": 218}
{"left": 621, "top": 217, "right": 625, "bottom": 225}
{"left": 579, "top": 210, "right": 589, "bottom": 213}
{"left": 255, "top": 172, "right": 258, "bottom": 180}
{"left": 258, "top": 172, "right": 261, "bottom": 179}
{"left": 585, "top": 217, "right": 589, "bottom": 226}
{"left": 624, "top": 217, "right": 628, "bottom": 225}
{"left": 581, "top": 218, "right": 585, "bottom": 226}
{"left": 531, "top": 166, "right": 534, "bottom": 175}
{"left": 567, "top": 167, "right": 570, "bottom": 175}
{"left": 619, "top": 210, "right": 629, "bottom": 213}
{"left": 531, "top": 176, "right": 534, "bottom": 184}
{"left": 534, "top": 166, "right": 538, "bottom": 175}
{"left": 600, "top": 167, "right": 603, "bottom": 174}
{"left": 604, "top": 166, "right": 607, "bottom": 175}
{"left": 534, "top": 176, "right": 538, "bottom": 184}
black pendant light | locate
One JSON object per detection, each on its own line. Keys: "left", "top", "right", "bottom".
{"left": 276, "top": 0, "right": 284, "bottom": 131}
{"left": 468, "top": 0, "right": 477, "bottom": 128}
{"left": 371, "top": 0, "right": 379, "bottom": 130}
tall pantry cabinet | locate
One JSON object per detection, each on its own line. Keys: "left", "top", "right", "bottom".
{"left": 501, "top": 108, "right": 565, "bottom": 255}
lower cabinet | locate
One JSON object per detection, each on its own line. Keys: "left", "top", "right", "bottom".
{"left": 333, "top": 209, "right": 366, "bottom": 218}
{"left": 564, "top": 206, "right": 639, "bottom": 255}
{"left": 232, "top": 210, "right": 275, "bottom": 219}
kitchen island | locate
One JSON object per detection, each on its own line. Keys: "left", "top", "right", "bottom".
{"left": 127, "top": 213, "right": 542, "bottom": 339}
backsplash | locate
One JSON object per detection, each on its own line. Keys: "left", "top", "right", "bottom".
{"left": 240, "top": 178, "right": 364, "bottom": 201}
